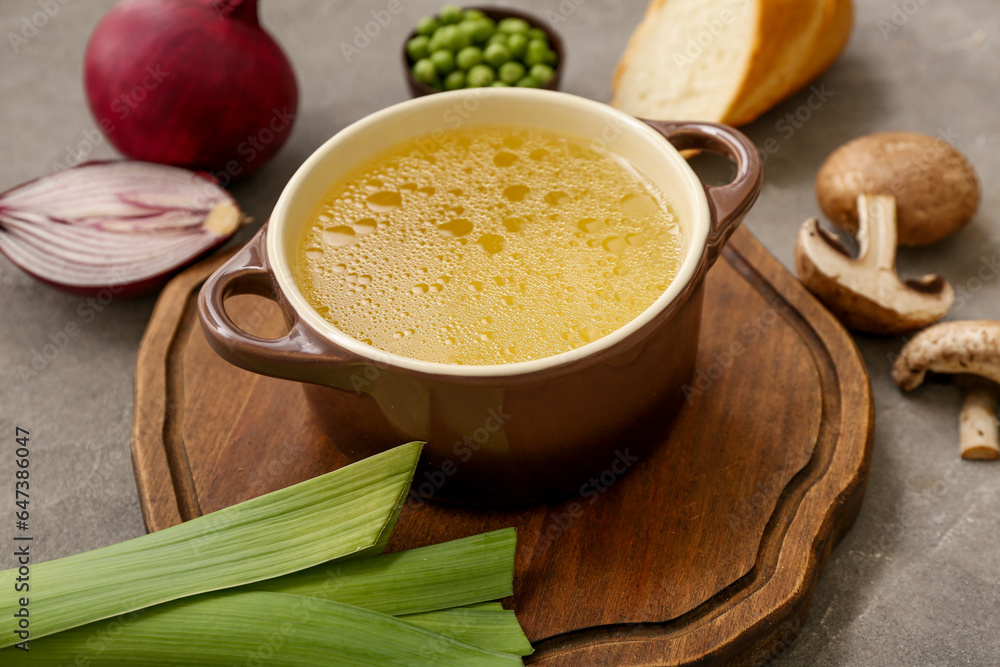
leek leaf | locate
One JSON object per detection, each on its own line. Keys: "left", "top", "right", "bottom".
{"left": 1, "top": 591, "right": 522, "bottom": 666}
{"left": 403, "top": 607, "right": 533, "bottom": 656}
{"left": 0, "top": 442, "right": 422, "bottom": 647}
{"left": 242, "top": 527, "right": 516, "bottom": 615}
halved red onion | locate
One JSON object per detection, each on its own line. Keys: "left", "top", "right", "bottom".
{"left": 0, "top": 161, "right": 245, "bottom": 296}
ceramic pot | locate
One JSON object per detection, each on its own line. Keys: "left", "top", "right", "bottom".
{"left": 198, "top": 89, "right": 762, "bottom": 505}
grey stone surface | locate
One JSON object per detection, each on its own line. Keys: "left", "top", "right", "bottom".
{"left": 0, "top": 0, "right": 997, "bottom": 663}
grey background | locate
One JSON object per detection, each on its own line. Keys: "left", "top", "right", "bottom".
{"left": 0, "top": 0, "right": 997, "bottom": 664}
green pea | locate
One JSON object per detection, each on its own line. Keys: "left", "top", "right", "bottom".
{"left": 415, "top": 16, "right": 439, "bottom": 37}
{"left": 439, "top": 4, "right": 463, "bottom": 24}
{"left": 527, "top": 38, "right": 548, "bottom": 55}
{"left": 497, "top": 17, "right": 530, "bottom": 34}
{"left": 427, "top": 26, "right": 448, "bottom": 52}
{"left": 515, "top": 75, "right": 541, "bottom": 87}
{"left": 430, "top": 49, "right": 455, "bottom": 75}
{"left": 456, "top": 46, "right": 483, "bottom": 70}
{"left": 444, "top": 70, "right": 466, "bottom": 90}
{"left": 468, "top": 18, "right": 496, "bottom": 44}
{"left": 543, "top": 49, "right": 558, "bottom": 66}
{"left": 457, "top": 20, "right": 477, "bottom": 44}
{"left": 406, "top": 35, "right": 430, "bottom": 61}
{"left": 498, "top": 60, "right": 525, "bottom": 84}
{"left": 529, "top": 63, "right": 554, "bottom": 84}
{"left": 523, "top": 52, "right": 544, "bottom": 67}
{"left": 484, "top": 42, "right": 511, "bottom": 67}
{"left": 524, "top": 38, "right": 549, "bottom": 66}
{"left": 527, "top": 27, "right": 547, "bottom": 42}
{"left": 412, "top": 58, "right": 438, "bottom": 85}
{"left": 449, "top": 24, "right": 471, "bottom": 50}
{"left": 491, "top": 81, "right": 510, "bottom": 87}
{"left": 463, "top": 8, "right": 486, "bottom": 20}
{"left": 487, "top": 33, "right": 508, "bottom": 46}
{"left": 506, "top": 32, "right": 528, "bottom": 59}
{"left": 467, "top": 64, "right": 496, "bottom": 87}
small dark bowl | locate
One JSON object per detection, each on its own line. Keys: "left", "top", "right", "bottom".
{"left": 403, "top": 6, "right": 565, "bottom": 97}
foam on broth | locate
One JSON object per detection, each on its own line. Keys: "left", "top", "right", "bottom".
{"left": 294, "top": 125, "right": 685, "bottom": 365}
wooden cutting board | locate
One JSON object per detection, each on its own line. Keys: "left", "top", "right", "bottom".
{"left": 131, "top": 225, "right": 873, "bottom": 666}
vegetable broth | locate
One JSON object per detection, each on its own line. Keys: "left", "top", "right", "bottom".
{"left": 294, "top": 125, "right": 685, "bottom": 365}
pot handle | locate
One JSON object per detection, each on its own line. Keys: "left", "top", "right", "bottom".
{"left": 642, "top": 120, "right": 763, "bottom": 267}
{"left": 197, "top": 224, "right": 358, "bottom": 386}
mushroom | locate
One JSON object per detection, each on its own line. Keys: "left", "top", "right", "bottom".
{"left": 892, "top": 320, "right": 1000, "bottom": 390}
{"left": 816, "top": 132, "right": 981, "bottom": 247}
{"left": 958, "top": 378, "right": 1000, "bottom": 461}
{"left": 795, "top": 193, "right": 954, "bottom": 335}
{"left": 892, "top": 322, "right": 1000, "bottom": 461}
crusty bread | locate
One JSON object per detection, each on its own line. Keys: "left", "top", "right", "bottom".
{"left": 725, "top": 0, "right": 830, "bottom": 125}
{"left": 613, "top": 0, "right": 853, "bottom": 127}
{"left": 611, "top": 0, "right": 758, "bottom": 122}
{"left": 795, "top": 0, "right": 854, "bottom": 93}
{"left": 732, "top": 0, "right": 854, "bottom": 123}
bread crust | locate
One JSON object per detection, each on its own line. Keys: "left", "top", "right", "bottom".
{"left": 726, "top": 0, "right": 830, "bottom": 125}
{"left": 798, "top": 0, "right": 853, "bottom": 87}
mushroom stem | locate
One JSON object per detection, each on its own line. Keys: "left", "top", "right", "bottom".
{"left": 859, "top": 194, "right": 897, "bottom": 273}
{"left": 959, "top": 381, "right": 1000, "bottom": 461}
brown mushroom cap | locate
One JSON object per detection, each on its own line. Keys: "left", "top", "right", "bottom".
{"left": 892, "top": 320, "right": 1000, "bottom": 391}
{"left": 816, "top": 132, "right": 981, "bottom": 247}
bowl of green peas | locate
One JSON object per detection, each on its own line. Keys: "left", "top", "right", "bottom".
{"left": 403, "top": 4, "right": 563, "bottom": 95}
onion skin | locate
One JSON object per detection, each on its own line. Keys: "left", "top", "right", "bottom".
{"left": 84, "top": 0, "right": 298, "bottom": 179}
{"left": 11, "top": 251, "right": 221, "bottom": 298}
{"left": 0, "top": 161, "right": 245, "bottom": 297}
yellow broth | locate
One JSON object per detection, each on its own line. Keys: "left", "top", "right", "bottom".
{"left": 294, "top": 125, "right": 685, "bottom": 365}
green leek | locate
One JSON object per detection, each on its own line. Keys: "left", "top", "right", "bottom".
{"left": 1, "top": 591, "right": 522, "bottom": 666}
{"left": 242, "top": 528, "right": 516, "bottom": 615}
{"left": 403, "top": 607, "right": 533, "bottom": 656}
{"left": 0, "top": 442, "right": 421, "bottom": 647}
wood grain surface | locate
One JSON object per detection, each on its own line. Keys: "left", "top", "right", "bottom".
{"left": 131, "top": 225, "right": 873, "bottom": 666}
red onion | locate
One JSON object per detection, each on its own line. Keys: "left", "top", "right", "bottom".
{"left": 0, "top": 162, "right": 246, "bottom": 296}
{"left": 84, "top": 0, "right": 298, "bottom": 181}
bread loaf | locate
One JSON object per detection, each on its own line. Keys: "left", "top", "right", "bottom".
{"left": 612, "top": 0, "right": 853, "bottom": 126}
